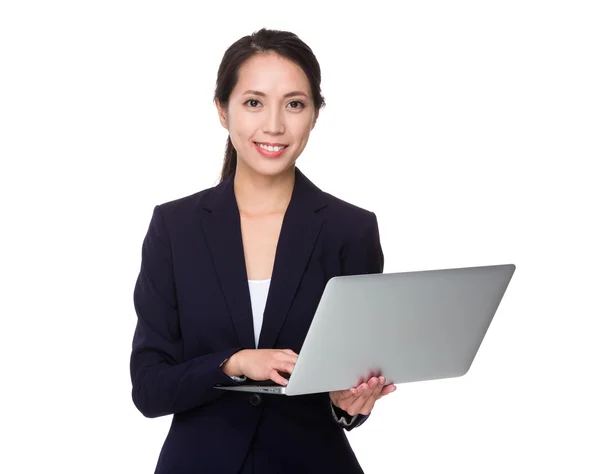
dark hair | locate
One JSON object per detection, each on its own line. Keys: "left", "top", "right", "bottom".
{"left": 214, "top": 28, "right": 326, "bottom": 182}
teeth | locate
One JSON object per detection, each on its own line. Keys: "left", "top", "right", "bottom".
{"left": 257, "top": 143, "right": 286, "bottom": 152}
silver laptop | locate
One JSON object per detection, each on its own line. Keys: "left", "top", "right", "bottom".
{"left": 214, "top": 263, "right": 515, "bottom": 396}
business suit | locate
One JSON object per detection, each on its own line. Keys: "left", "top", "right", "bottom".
{"left": 130, "top": 166, "right": 384, "bottom": 473}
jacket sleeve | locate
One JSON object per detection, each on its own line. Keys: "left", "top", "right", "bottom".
{"left": 130, "top": 205, "right": 244, "bottom": 418}
{"left": 331, "top": 211, "right": 385, "bottom": 431}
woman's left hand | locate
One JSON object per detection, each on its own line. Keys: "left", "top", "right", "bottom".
{"left": 329, "top": 376, "right": 397, "bottom": 416}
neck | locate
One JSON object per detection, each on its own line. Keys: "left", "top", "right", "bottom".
{"left": 233, "top": 163, "right": 295, "bottom": 216}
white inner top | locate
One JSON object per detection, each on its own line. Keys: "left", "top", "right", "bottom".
{"left": 247, "top": 278, "right": 271, "bottom": 348}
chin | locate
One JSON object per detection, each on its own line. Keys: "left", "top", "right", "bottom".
{"left": 245, "top": 157, "right": 298, "bottom": 177}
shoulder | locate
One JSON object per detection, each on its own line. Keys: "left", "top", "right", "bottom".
{"left": 142, "top": 183, "right": 219, "bottom": 238}
{"left": 312, "top": 190, "right": 380, "bottom": 255}
{"left": 314, "top": 187, "right": 384, "bottom": 273}
{"left": 316, "top": 189, "right": 384, "bottom": 274}
{"left": 294, "top": 168, "right": 377, "bottom": 234}
{"left": 320, "top": 190, "right": 378, "bottom": 237}
{"left": 321, "top": 190, "right": 375, "bottom": 221}
{"left": 153, "top": 183, "right": 218, "bottom": 219}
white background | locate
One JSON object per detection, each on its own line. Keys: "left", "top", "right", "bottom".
{"left": 1, "top": 1, "right": 598, "bottom": 472}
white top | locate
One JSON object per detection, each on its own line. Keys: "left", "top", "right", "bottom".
{"left": 247, "top": 278, "right": 271, "bottom": 348}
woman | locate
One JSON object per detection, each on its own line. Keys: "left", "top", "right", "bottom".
{"left": 130, "top": 27, "right": 396, "bottom": 473}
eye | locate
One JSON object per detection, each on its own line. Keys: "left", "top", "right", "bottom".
{"left": 245, "top": 99, "right": 261, "bottom": 108}
{"left": 288, "top": 100, "right": 305, "bottom": 109}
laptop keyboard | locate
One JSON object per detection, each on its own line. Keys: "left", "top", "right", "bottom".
{"left": 250, "top": 380, "right": 280, "bottom": 387}
{"left": 246, "top": 373, "right": 290, "bottom": 387}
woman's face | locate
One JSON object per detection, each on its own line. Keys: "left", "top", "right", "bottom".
{"left": 216, "top": 52, "right": 318, "bottom": 178}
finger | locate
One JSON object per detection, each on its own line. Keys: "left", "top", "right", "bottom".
{"left": 270, "top": 369, "right": 290, "bottom": 386}
{"left": 335, "top": 376, "right": 383, "bottom": 408}
{"left": 359, "top": 395, "right": 378, "bottom": 415}
{"left": 276, "top": 352, "right": 299, "bottom": 363}
{"left": 377, "top": 383, "right": 397, "bottom": 399}
{"left": 336, "top": 378, "right": 384, "bottom": 411}
{"left": 332, "top": 383, "right": 369, "bottom": 410}
{"left": 362, "top": 377, "right": 384, "bottom": 402}
{"left": 275, "top": 361, "right": 296, "bottom": 375}
{"left": 354, "top": 377, "right": 386, "bottom": 409}
{"left": 332, "top": 393, "right": 360, "bottom": 412}
{"left": 362, "top": 376, "right": 381, "bottom": 392}
{"left": 371, "top": 377, "right": 392, "bottom": 399}
{"left": 372, "top": 378, "right": 385, "bottom": 398}
{"left": 345, "top": 380, "right": 379, "bottom": 415}
{"left": 335, "top": 388, "right": 360, "bottom": 401}
{"left": 346, "top": 387, "right": 362, "bottom": 398}
{"left": 345, "top": 391, "right": 371, "bottom": 416}
{"left": 349, "top": 375, "right": 377, "bottom": 394}
{"left": 281, "top": 349, "right": 299, "bottom": 358}
{"left": 337, "top": 377, "right": 387, "bottom": 410}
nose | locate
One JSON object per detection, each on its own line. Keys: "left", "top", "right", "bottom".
{"left": 262, "top": 108, "right": 285, "bottom": 134}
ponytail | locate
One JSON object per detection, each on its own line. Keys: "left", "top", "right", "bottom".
{"left": 219, "top": 136, "right": 237, "bottom": 182}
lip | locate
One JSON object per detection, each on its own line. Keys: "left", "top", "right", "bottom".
{"left": 253, "top": 142, "right": 289, "bottom": 158}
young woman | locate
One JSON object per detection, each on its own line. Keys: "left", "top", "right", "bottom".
{"left": 130, "top": 28, "right": 396, "bottom": 474}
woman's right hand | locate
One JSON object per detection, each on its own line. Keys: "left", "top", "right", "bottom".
{"left": 223, "top": 349, "right": 298, "bottom": 386}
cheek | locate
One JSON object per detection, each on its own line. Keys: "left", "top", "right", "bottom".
{"left": 230, "top": 121, "right": 256, "bottom": 145}
{"left": 228, "top": 109, "right": 256, "bottom": 139}
{"left": 289, "top": 117, "right": 313, "bottom": 142}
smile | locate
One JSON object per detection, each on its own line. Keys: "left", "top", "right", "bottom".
{"left": 253, "top": 142, "right": 289, "bottom": 158}
{"left": 255, "top": 142, "right": 287, "bottom": 152}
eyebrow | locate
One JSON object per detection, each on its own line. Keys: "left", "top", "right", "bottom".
{"left": 242, "top": 89, "right": 309, "bottom": 99}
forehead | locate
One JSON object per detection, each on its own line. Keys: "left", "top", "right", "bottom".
{"left": 234, "top": 52, "right": 311, "bottom": 96}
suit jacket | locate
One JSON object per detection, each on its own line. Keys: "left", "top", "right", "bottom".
{"left": 130, "top": 166, "right": 385, "bottom": 473}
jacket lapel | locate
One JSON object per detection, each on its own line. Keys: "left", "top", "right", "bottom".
{"left": 199, "top": 166, "right": 327, "bottom": 350}
{"left": 200, "top": 173, "right": 255, "bottom": 349}
{"left": 258, "top": 168, "right": 326, "bottom": 348}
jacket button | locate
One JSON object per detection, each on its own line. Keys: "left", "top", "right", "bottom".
{"left": 249, "top": 393, "right": 262, "bottom": 406}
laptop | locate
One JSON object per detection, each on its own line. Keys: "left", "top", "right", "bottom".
{"left": 214, "top": 263, "right": 515, "bottom": 396}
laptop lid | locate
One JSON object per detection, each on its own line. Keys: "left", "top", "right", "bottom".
{"left": 282, "top": 263, "right": 515, "bottom": 395}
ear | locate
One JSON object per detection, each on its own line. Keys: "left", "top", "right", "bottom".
{"left": 215, "top": 100, "right": 229, "bottom": 130}
{"left": 311, "top": 109, "right": 319, "bottom": 130}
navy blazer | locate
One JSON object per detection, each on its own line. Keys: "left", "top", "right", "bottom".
{"left": 130, "top": 166, "right": 385, "bottom": 473}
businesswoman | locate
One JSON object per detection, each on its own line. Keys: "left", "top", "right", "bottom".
{"left": 130, "top": 28, "right": 396, "bottom": 473}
